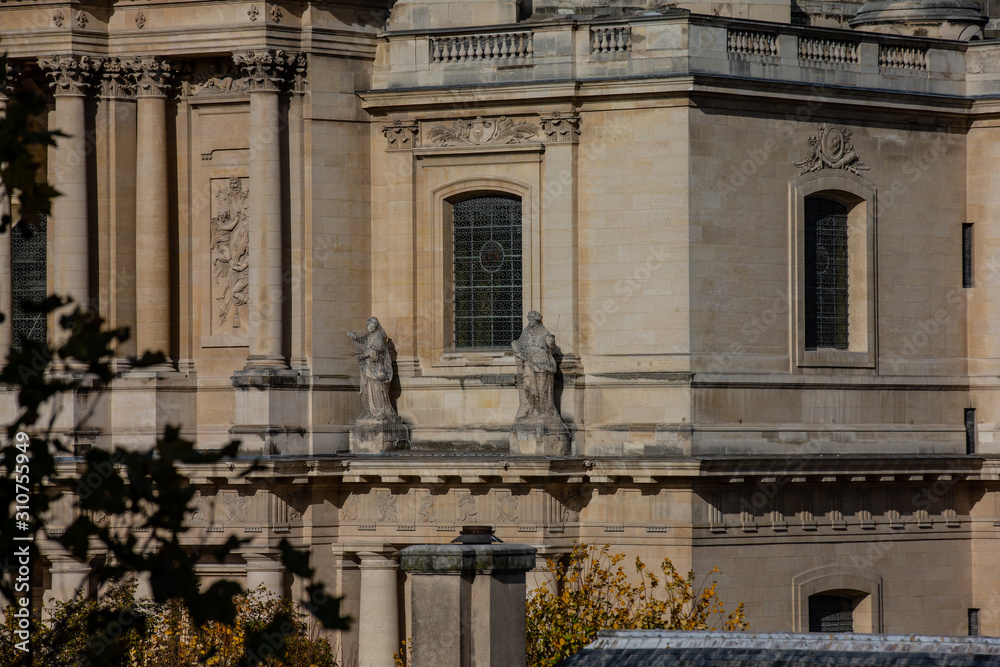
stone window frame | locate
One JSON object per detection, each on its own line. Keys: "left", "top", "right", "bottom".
{"left": 430, "top": 171, "right": 541, "bottom": 369}
{"left": 792, "top": 564, "right": 883, "bottom": 633}
{"left": 791, "top": 171, "right": 877, "bottom": 370}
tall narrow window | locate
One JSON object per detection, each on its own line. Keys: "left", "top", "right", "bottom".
{"left": 805, "top": 198, "right": 849, "bottom": 350}
{"left": 11, "top": 216, "right": 47, "bottom": 353}
{"left": 808, "top": 593, "right": 854, "bottom": 632}
{"left": 969, "top": 608, "right": 981, "bottom": 636}
{"left": 452, "top": 195, "right": 522, "bottom": 348}
{"left": 966, "top": 408, "right": 977, "bottom": 455}
{"left": 963, "top": 223, "right": 974, "bottom": 288}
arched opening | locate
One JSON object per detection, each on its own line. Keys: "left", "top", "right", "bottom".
{"left": 808, "top": 589, "right": 871, "bottom": 632}
{"left": 448, "top": 193, "right": 523, "bottom": 349}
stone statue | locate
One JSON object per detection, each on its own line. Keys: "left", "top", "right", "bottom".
{"left": 348, "top": 317, "right": 408, "bottom": 452}
{"left": 510, "top": 311, "right": 570, "bottom": 454}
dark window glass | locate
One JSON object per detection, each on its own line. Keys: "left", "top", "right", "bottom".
{"left": 966, "top": 408, "right": 977, "bottom": 455}
{"left": 453, "top": 195, "right": 522, "bottom": 348}
{"left": 808, "top": 594, "right": 854, "bottom": 633}
{"left": 963, "top": 223, "right": 974, "bottom": 289}
{"left": 805, "top": 198, "right": 849, "bottom": 350}
{"left": 11, "top": 216, "right": 47, "bottom": 353}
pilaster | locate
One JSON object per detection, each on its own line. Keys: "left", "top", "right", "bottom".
{"left": 357, "top": 551, "right": 400, "bottom": 667}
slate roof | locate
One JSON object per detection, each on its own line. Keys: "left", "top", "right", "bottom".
{"left": 556, "top": 631, "right": 1000, "bottom": 666}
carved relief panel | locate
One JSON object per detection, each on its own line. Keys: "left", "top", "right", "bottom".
{"left": 210, "top": 177, "right": 250, "bottom": 337}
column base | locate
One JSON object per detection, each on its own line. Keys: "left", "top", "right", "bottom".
{"left": 243, "top": 354, "right": 288, "bottom": 371}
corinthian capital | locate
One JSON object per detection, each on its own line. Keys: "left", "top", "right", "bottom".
{"left": 38, "top": 54, "right": 99, "bottom": 96}
{"left": 99, "top": 57, "right": 132, "bottom": 99}
{"left": 128, "top": 56, "right": 173, "bottom": 97}
{"left": 233, "top": 50, "right": 291, "bottom": 92}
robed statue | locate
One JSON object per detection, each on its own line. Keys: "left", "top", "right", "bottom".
{"left": 510, "top": 311, "right": 569, "bottom": 454}
{"left": 348, "top": 317, "right": 407, "bottom": 451}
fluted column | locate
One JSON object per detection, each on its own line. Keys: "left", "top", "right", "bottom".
{"left": 130, "top": 57, "right": 173, "bottom": 364}
{"left": 39, "top": 55, "right": 97, "bottom": 323}
{"left": 235, "top": 50, "right": 288, "bottom": 369}
{"left": 357, "top": 552, "right": 399, "bottom": 667}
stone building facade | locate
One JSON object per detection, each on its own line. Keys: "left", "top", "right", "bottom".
{"left": 4, "top": 0, "right": 1000, "bottom": 663}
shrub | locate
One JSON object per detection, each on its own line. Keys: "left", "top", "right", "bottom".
{"left": 525, "top": 544, "right": 748, "bottom": 667}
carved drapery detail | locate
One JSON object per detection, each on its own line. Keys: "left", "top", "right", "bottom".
{"left": 795, "top": 124, "right": 869, "bottom": 175}
{"left": 428, "top": 116, "right": 539, "bottom": 146}
{"left": 233, "top": 49, "right": 292, "bottom": 92}
{"left": 382, "top": 120, "right": 419, "bottom": 150}
{"left": 541, "top": 113, "right": 581, "bottom": 143}
{"left": 38, "top": 55, "right": 99, "bottom": 97}
{"left": 211, "top": 177, "right": 250, "bottom": 330}
{"left": 128, "top": 56, "right": 173, "bottom": 97}
{"left": 99, "top": 57, "right": 133, "bottom": 98}
{"left": 181, "top": 59, "right": 250, "bottom": 97}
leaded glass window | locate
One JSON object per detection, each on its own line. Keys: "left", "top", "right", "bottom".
{"left": 11, "top": 216, "right": 47, "bottom": 353}
{"left": 808, "top": 594, "right": 854, "bottom": 633}
{"left": 452, "top": 195, "right": 522, "bottom": 348}
{"left": 805, "top": 198, "right": 849, "bottom": 350}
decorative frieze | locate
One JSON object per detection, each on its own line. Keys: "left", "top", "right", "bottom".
{"left": 382, "top": 120, "right": 419, "bottom": 150}
{"left": 38, "top": 55, "right": 99, "bottom": 97}
{"left": 457, "top": 492, "right": 478, "bottom": 522}
{"left": 795, "top": 124, "right": 869, "bottom": 175}
{"left": 428, "top": 115, "right": 539, "bottom": 146}
{"left": 211, "top": 177, "right": 250, "bottom": 330}
{"left": 541, "top": 113, "right": 581, "bottom": 144}
{"left": 497, "top": 493, "right": 519, "bottom": 523}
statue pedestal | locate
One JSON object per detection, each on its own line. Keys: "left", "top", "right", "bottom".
{"left": 350, "top": 417, "right": 409, "bottom": 454}
{"left": 509, "top": 415, "right": 570, "bottom": 455}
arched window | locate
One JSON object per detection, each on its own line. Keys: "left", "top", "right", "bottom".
{"left": 451, "top": 194, "right": 522, "bottom": 348}
{"left": 804, "top": 197, "right": 849, "bottom": 350}
{"left": 11, "top": 216, "right": 47, "bottom": 353}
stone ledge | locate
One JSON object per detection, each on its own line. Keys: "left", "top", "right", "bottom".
{"left": 399, "top": 543, "right": 536, "bottom": 573}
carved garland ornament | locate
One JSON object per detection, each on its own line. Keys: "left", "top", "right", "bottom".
{"left": 211, "top": 178, "right": 250, "bottom": 329}
{"left": 795, "top": 124, "right": 869, "bottom": 175}
{"left": 428, "top": 116, "right": 539, "bottom": 146}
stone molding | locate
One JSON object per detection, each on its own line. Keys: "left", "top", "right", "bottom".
{"left": 540, "top": 113, "right": 581, "bottom": 143}
{"left": 38, "top": 54, "right": 99, "bottom": 97}
{"left": 129, "top": 56, "right": 173, "bottom": 98}
{"left": 795, "top": 123, "right": 869, "bottom": 175}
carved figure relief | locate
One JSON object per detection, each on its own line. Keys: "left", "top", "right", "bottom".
{"left": 457, "top": 493, "right": 478, "bottom": 522}
{"left": 224, "top": 491, "right": 247, "bottom": 523}
{"left": 211, "top": 177, "right": 250, "bottom": 330}
{"left": 342, "top": 494, "right": 360, "bottom": 521}
{"left": 795, "top": 124, "right": 869, "bottom": 175}
{"left": 498, "top": 494, "right": 519, "bottom": 523}
{"left": 376, "top": 491, "right": 398, "bottom": 523}
{"left": 418, "top": 496, "right": 436, "bottom": 523}
{"left": 181, "top": 59, "right": 250, "bottom": 97}
{"left": 428, "top": 116, "right": 539, "bottom": 146}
